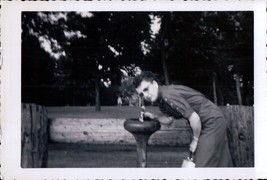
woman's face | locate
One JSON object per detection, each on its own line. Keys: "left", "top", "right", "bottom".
{"left": 136, "top": 80, "right": 159, "bottom": 103}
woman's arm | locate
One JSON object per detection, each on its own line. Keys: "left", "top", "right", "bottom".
{"left": 157, "top": 115, "right": 174, "bottom": 125}
{"left": 143, "top": 112, "right": 174, "bottom": 125}
{"left": 188, "top": 111, "right": 202, "bottom": 153}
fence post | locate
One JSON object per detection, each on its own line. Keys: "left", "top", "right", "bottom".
{"left": 21, "top": 103, "right": 48, "bottom": 168}
{"left": 220, "top": 105, "right": 254, "bottom": 167}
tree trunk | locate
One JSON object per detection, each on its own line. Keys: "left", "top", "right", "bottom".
{"left": 212, "top": 72, "right": 218, "bottom": 105}
{"left": 72, "top": 87, "right": 75, "bottom": 106}
{"left": 162, "top": 57, "right": 170, "bottom": 85}
{"left": 218, "top": 87, "right": 225, "bottom": 105}
{"left": 95, "top": 80, "right": 101, "bottom": 111}
{"left": 242, "top": 76, "right": 251, "bottom": 105}
{"left": 235, "top": 74, "right": 243, "bottom": 105}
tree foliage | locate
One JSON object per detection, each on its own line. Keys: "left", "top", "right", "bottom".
{"left": 143, "top": 11, "right": 253, "bottom": 105}
{"left": 22, "top": 11, "right": 152, "bottom": 107}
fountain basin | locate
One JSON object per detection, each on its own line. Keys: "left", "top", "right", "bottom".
{"left": 123, "top": 118, "right": 161, "bottom": 134}
{"left": 123, "top": 118, "right": 161, "bottom": 167}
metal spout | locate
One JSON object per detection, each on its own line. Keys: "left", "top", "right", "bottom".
{"left": 139, "top": 96, "right": 145, "bottom": 122}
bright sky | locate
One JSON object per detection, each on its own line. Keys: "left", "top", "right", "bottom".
{"left": 149, "top": 14, "right": 161, "bottom": 38}
{"left": 140, "top": 14, "right": 161, "bottom": 55}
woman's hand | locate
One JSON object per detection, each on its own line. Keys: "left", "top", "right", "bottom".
{"left": 143, "top": 112, "right": 174, "bottom": 125}
{"left": 143, "top": 112, "right": 156, "bottom": 120}
{"left": 189, "top": 136, "right": 199, "bottom": 153}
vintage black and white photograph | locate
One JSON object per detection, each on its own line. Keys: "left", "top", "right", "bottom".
{"left": 21, "top": 10, "right": 254, "bottom": 168}
{"left": 1, "top": 1, "right": 267, "bottom": 179}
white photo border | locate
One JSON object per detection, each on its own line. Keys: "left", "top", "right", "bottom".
{"left": 1, "top": 1, "right": 267, "bottom": 179}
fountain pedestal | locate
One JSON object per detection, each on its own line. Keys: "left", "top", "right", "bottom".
{"left": 123, "top": 118, "right": 161, "bottom": 167}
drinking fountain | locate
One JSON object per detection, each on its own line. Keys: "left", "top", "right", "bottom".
{"left": 123, "top": 106, "right": 161, "bottom": 167}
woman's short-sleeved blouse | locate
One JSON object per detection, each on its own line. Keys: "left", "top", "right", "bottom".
{"left": 158, "top": 85, "right": 208, "bottom": 119}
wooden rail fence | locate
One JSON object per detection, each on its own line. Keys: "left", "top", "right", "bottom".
{"left": 221, "top": 106, "right": 254, "bottom": 167}
{"left": 21, "top": 103, "right": 48, "bottom": 168}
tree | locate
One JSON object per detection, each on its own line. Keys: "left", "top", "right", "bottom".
{"left": 22, "top": 11, "right": 152, "bottom": 108}
{"left": 144, "top": 12, "right": 253, "bottom": 105}
{"left": 65, "top": 12, "right": 151, "bottom": 109}
{"left": 22, "top": 11, "right": 253, "bottom": 106}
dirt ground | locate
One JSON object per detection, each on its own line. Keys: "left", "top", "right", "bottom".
{"left": 48, "top": 143, "right": 189, "bottom": 168}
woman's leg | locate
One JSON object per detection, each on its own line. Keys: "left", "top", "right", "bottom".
{"left": 194, "top": 116, "right": 232, "bottom": 167}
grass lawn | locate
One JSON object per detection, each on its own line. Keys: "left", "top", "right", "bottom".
{"left": 47, "top": 106, "right": 161, "bottom": 119}
{"left": 48, "top": 143, "right": 188, "bottom": 168}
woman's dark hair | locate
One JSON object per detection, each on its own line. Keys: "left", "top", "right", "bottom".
{"left": 133, "top": 71, "right": 159, "bottom": 88}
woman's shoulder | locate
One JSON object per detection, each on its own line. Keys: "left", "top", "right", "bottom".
{"left": 162, "top": 84, "right": 203, "bottom": 98}
{"left": 163, "top": 84, "right": 190, "bottom": 93}
{"left": 169, "top": 85, "right": 202, "bottom": 94}
{"left": 160, "top": 85, "right": 183, "bottom": 99}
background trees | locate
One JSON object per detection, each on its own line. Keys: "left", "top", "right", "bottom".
{"left": 142, "top": 11, "right": 253, "bottom": 105}
{"left": 22, "top": 11, "right": 253, "bottom": 108}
